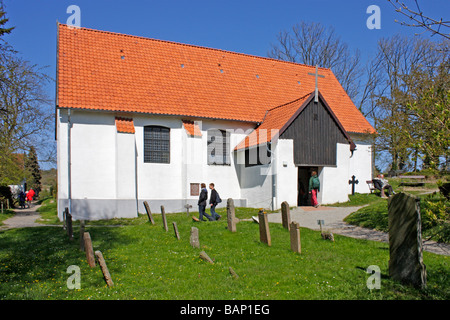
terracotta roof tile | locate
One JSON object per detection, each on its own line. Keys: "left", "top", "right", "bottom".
{"left": 115, "top": 117, "right": 135, "bottom": 134}
{"left": 57, "top": 24, "right": 375, "bottom": 135}
{"left": 182, "top": 120, "right": 202, "bottom": 137}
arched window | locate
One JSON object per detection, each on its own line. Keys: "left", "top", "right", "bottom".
{"left": 143, "top": 126, "right": 170, "bottom": 163}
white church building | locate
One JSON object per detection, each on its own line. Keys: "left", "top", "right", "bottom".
{"left": 56, "top": 24, "right": 376, "bottom": 220}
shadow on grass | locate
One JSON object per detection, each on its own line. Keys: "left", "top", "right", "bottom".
{"left": 0, "top": 223, "right": 135, "bottom": 298}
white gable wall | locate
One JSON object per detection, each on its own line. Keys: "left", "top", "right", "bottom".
{"left": 349, "top": 133, "right": 374, "bottom": 194}
{"left": 319, "top": 143, "right": 351, "bottom": 204}
{"left": 274, "top": 139, "right": 298, "bottom": 209}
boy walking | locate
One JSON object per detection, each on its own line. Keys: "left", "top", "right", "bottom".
{"left": 195, "top": 183, "right": 213, "bottom": 221}
{"left": 209, "top": 183, "right": 222, "bottom": 221}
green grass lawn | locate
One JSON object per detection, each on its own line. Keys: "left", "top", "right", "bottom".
{"left": 0, "top": 207, "right": 448, "bottom": 300}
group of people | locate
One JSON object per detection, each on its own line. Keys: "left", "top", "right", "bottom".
{"left": 189, "top": 172, "right": 394, "bottom": 219}
{"left": 18, "top": 188, "right": 35, "bottom": 209}
{"left": 193, "top": 183, "right": 222, "bottom": 222}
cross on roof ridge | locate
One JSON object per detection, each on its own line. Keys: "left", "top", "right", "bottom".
{"left": 308, "top": 65, "right": 325, "bottom": 103}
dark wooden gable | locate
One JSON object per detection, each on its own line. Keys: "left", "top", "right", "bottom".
{"left": 279, "top": 93, "right": 351, "bottom": 166}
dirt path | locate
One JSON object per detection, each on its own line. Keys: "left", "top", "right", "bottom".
{"left": 0, "top": 202, "right": 57, "bottom": 231}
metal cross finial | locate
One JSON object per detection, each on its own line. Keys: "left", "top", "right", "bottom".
{"left": 307, "top": 65, "right": 325, "bottom": 103}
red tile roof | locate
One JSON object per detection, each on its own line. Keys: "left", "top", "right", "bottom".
{"left": 57, "top": 24, "right": 375, "bottom": 135}
{"left": 115, "top": 117, "right": 135, "bottom": 134}
{"left": 235, "top": 93, "right": 312, "bottom": 150}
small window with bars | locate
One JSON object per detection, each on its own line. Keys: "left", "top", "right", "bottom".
{"left": 207, "top": 129, "right": 230, "bottom": 165}
{"left": 144, "top": 126, "right": 170, "bottom": 163}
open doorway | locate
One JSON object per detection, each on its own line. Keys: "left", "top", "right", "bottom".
{"left": 297, "top": 166, "right": 318, "bottom": 206}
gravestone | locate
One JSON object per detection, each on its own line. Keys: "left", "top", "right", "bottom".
{"left": 143, "top": 201, "right": 155, "bottom": 225}
{"left": 66, "top": 210, "right": 73, "bottom": 241}
{"left": 281, "top": 201, "right": 291, "bottom": 230}
{"left": 95, "top": 250, "right": 114, "bottom": 287}
{"left": 173, "top": 222, "right": 180, "bottom": 240}
{"left": 199, "top": 251, "right": 214, "bottom": 264}
{"left": 388, "top": 193, "right": 427, "bottom": 288}
{"left": 184, "top": 204, "right": 193, "bottom": 217}
{"left": 289, "top": 221, "right": 301, "bottom": 253}
{"left": 229, "top": 267, "right": 239, "bottom": 279}
{"left": 258, "top": 210, "right": 271, "bottom": 246}
{"left": 227, "top": 198, "right": 236, "bottom": 232}
{"left": 161, "top": 205, "right": 168, "bottom": 232}
{"left": 84, "top": 232, "right": 96, "bottom": 268}
{"left": 190, "top": 227, "right": 200, "bottom": 248}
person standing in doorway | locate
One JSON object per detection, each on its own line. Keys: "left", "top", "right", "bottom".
{"left": 309, "top": 171, "right": 320, "bottom": 208}
{"left": 209, "top": 183, "right": 222, "bottom": 221}
{"left": 196, "top": 183, "right": 213, "bottom": 221}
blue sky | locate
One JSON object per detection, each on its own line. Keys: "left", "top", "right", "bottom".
{"left": 2, "top": 0, "right": 449, "bottom": 168}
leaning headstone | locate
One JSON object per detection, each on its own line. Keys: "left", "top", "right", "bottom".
{"left": 290, "top": 221, "right": 301, "bottom": 253}
{"left": 161, "top": 205, "right": 168, "bottom": 232}
{"left": 258, "top": 210, "right": 271, "bottom": 246}
{"left": 84, "top": 232, "right": 96, "bottom": 268}
{"left": 143, "top": 201, "right": 155, "bottom": 225}
{"left": 388, "top": 193, "right": 427, "bottom": 288}
{"left": 190, "top": 227, "right": 200, "bottom": 248}
{"left": 229, "top": 267, "right": 239, "bottom": 279}
{"left": 227, "top": 198, "right": 236, "bottom": 232}
{"left": 172, "top": 222, "right": 180, "bottom": 240}
{"left": 95, "top": 251, "right": 114, "bottom": 287}
{"left": 199, "top": 251, "right": 214, "bottom": 264}
{"left": 281, "top": 201, "right": 291, "bottom": 230}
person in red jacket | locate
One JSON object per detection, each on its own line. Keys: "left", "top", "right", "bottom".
{"left": 26, "top": 188, "right": 35, "bottom": 208}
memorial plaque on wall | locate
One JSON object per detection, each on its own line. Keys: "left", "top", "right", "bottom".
{"left": 190, "top": 183, "right": 200, "bottom": 196}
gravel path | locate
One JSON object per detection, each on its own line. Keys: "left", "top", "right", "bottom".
{"left": 0, "top": 202, "right": 59, "bottom": 231}
{"left": 266, "top": 206, "right": 450, "bottom": 256}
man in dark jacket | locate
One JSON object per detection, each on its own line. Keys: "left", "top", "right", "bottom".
{"left": 197, "top": 183, "right": 213, "bottom": 221}
{"left": 209, "top": 183, "right": 221, "bottom": 221}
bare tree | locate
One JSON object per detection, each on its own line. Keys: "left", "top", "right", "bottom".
{"left": 388, "top": 0, "right": 450, "bottom": 40}
{"left": 268, "top": 21, "right": 363, "bottom": 102}
{"left": 0, "top": 47, "right": 53, "bottom": 183}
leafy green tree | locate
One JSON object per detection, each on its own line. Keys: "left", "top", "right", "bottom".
{"left": 402, "top": 60, "right": 450, "bottom": 170}
{"left": 25, "top": 146, "right": 41, "bottom": 193}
